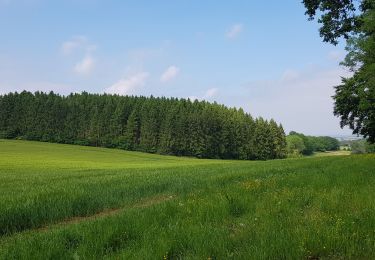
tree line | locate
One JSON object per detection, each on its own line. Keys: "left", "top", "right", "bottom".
{"left": 340, "top": 139, "right": 375, "bottom": 154}
{"left": 286, "top": 131, "right": 340, "bottom": 156}
{"left": 0, "top": 91, "right": 287, "bottom": 160}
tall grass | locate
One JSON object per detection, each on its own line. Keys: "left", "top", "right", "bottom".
{"left": 0, "top": 140, "right": 374, "bottom": 259}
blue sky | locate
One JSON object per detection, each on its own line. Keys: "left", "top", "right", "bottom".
{"left": 0, "top": 0, "right": 353, "bottom": 136}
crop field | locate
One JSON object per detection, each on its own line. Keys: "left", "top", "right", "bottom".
{"left": 0, "top": 140, "right": 374, "bottom": 259}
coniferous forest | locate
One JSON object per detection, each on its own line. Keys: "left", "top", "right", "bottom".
{"left": 0, "top": 91, "right": 287, "bottom": 160}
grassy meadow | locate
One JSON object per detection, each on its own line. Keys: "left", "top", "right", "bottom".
{"left": 312, "top": 150, "right": 351, "bottom": 157}
{"left": 0, "top": 139, "right": 374, "bottom": 259}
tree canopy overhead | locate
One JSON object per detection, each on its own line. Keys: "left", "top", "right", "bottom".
{"left": 303, "top": 0, "right": 360, "bottom": 45}
{"left": 303, "top": 0, "right": 375, "bottom": 143}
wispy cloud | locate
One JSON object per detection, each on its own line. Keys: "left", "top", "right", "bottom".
{"left": 104, "top": 72, "right": 149, "bottom": 95}
{"left": 61, "top": 36, "right": 88, "bottom": 55}
{"left": 189, "top": 87, "right": 219, "bottom": 101}
{"left": 241, "top": 65, "right": 353, "bottom": 135}
{"left": 160, "top": 65, "right": 180, "bottom": 83}
{"left": 61, "top": 36, "right": 97, "bottom": 76}
{"left": 226, "top": 23, "right": 243, "bottom": 39}
{"left": 204, "top": 88, "right": 218, "bottom": 99}
{"left": 74, "top": 55, "right": 95, "bottom": 75}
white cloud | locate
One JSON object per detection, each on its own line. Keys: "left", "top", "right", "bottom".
{"left": 160, "top": 65, "right": 180, "bottom": 83}
{"left": 188, "top": 95, "right": 199, "bottom": 101}
{"left": 104, "top": 72, "right": 149, "bottom": 95}
{"left": 61, "top": 36, "right": 97, "bottom": 76}
{"left": 188, "top": 87, "right": 219, "bottom": 101}
{"left": 242, "top": 66, "right": 353, "bottom": 135}
{"left": 61, "top": 36, "right": 87, "bottom": 55}
{"left": 74, "top": 55, "right": 95, "bottom": 75}
{"left": 226, "top": 23, "right": 243, "bottom": 39}
{"left": 204, "top": 88, "right": 218, "bottom": 99}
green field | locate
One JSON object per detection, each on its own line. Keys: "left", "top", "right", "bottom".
{"left": 0, "top": 140, "right": 374, "bottom": 259}
{"left": 312, "top": 150, "right": 352, "bottom": 157}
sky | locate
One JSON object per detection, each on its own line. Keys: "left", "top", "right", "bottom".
{"left": 0, "top": 0, "right": 354, "bottom": 136}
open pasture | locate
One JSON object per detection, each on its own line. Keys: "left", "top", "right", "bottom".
{"left": 0, "top": 140, "right": 374, "bottom": 259}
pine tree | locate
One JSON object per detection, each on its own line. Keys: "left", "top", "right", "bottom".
{"left": 124, "top": 107, "right": 141, "bottom": 150}
{"left": 0, "top": 91, "right": 287, "bottom": 161}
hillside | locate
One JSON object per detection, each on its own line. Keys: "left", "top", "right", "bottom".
{"left": 0, "top": 140, "right": 374, "bottom": 259}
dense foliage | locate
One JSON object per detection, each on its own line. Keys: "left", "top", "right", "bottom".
{"left": 341, "top": 139, "right": 375, "bottom": 153}
{"left": 303, "top": 0, "right": 375, "bottom": 143}
{"left": 303, "top": 0, "right": 360, "bottom": 45}
{"left": 0, "top": 91, "right": 287, "bottom": 160}
{"left": 286, "top": 131, "right": 340, "bottom": 155}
